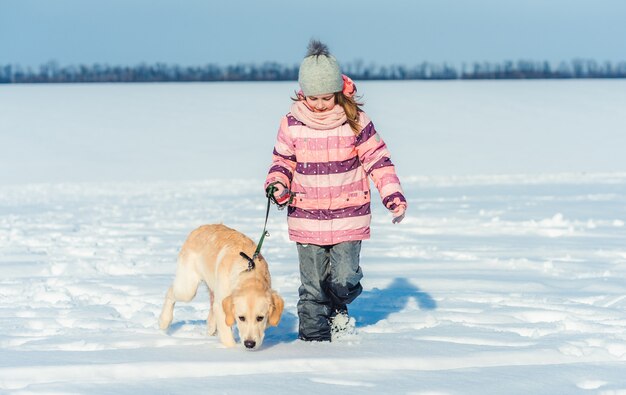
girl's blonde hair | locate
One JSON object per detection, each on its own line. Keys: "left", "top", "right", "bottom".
{"left": 292, "top": 92, "right": 364, "bottom": 135}
{"left": 335, "top": 92, "right": 364, "bottom": 135}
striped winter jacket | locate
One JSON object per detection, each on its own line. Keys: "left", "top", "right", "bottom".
{"left": 265, "top": 111, "right": 406, "bottom": 245}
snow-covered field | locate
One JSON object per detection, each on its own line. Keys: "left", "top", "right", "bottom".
{"left": 1, "top": 81, "right": 626, "bottom": 394}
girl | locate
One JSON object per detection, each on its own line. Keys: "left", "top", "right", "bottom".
{"left": 265, "top": 40, "right": 407, "bottom": 342}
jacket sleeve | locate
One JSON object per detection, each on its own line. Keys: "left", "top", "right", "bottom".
{"left": 265, "top": 116, "right": 297, "bottom": 190}
{"left": 355, "top": 114, "right": 407, "bottom": 211}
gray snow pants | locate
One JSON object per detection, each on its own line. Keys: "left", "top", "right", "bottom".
{"left": 296, "top": 241, "right": 363, "bottom": 341}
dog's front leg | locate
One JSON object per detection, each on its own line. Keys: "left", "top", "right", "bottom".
{"left": 215, "top": 295, "right": 237, "bottom": 347}
{"left": 207, "top": 290, "right": 217, "bottom": 336}
{"left": 215, "top": 308, "right": 236, "bottom": 347}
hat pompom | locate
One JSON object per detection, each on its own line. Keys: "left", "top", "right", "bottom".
{"left": 306, "top": 40, "right": 330, "bottom": 58}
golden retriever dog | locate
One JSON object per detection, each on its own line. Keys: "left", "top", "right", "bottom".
{"left": 159, "top": 224, "right": 284, "bottom": 350}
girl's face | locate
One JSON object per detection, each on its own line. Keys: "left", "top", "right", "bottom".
{"left": 304, "top": 93, "right": 336, "bottom": 113}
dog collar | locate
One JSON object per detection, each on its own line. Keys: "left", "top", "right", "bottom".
{"left": 239, "top": 251, "right": 256, "bottom": 271}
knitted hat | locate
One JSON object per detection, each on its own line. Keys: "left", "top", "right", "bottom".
{"left": 298, "top": 40, "right": 343, "bottom": 96}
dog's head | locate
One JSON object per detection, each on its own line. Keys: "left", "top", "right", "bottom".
{"left": 222, "top": 285, "right": 284, "bottom": 351}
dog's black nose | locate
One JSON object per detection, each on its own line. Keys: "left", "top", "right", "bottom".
{"left": 244, "top": 340, "right": 256, "bottom": 349}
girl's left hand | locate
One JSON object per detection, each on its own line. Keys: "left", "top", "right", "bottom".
{"left": 392, "top": 204, "right": 406, "bottom": 224}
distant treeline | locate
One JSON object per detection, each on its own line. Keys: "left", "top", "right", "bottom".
{"left": 1, "top": 59, "right": 625, "bottom": 83}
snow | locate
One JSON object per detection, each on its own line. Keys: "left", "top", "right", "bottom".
{"left": 1, "top": 81, "right": 626, "bottom": 394}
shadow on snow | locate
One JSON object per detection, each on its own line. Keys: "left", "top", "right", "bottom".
{"left": 350, "top": 277, "right": 437, "bottom": 327}
{"left": 268, "top": 277, "right": 437, "bottom": 344}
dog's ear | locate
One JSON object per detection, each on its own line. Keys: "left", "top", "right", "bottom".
{"left": 268, "top": 291, "right": 284, "bottom": 327}
{"left": 222, "top": 295, "right": 235, "bottom": 327}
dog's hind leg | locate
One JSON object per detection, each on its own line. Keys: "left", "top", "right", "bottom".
{"left": 159, "top": 286, "right": 177, "bottom": 330}
{"left": 159, "top": 257, "right": 201, "bottom": 330}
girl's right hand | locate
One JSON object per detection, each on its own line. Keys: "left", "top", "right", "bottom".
{"left": 267, "top": 182, "right": 290, "bottom": 206}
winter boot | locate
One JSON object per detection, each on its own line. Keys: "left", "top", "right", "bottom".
{"left": 330, "top": 305, "right": 356, "bottom": 341}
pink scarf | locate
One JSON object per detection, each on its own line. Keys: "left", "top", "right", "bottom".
{"left": 290, "top": 101, "right": 347, "bottom": 130}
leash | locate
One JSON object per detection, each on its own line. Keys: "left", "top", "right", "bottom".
{"left": 239, "top": 194, "right": 270, "bottom": 271}
{"left": 239, "top": 182, "right": 290, "bottom": 272}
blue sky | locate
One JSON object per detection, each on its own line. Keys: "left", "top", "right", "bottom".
{"left": 1, "top": 0, "right": 625, "bottom": 68}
